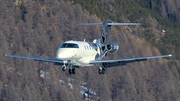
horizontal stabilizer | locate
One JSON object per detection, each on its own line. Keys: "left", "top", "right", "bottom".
{"left": 79, "top": 23, "right": 143, "bottom": 26}
{"left": 78, "top": 23, "right": 103, "bottom": 25}
{"left": 107, "top": 23, "right": 143, "bottom": 25}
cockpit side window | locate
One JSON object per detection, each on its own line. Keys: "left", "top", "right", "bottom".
{"left": 67, "top": 43, "right": 79, "bottom": 48}
{"left": 60, "top": 43, "right": 68, "bottom": 48}
{"left": 60, "top": 43, "right": 79, "bottom": 48}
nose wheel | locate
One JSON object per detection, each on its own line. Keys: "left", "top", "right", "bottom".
{"left": 61, "top": 61, "right": 76, "bottom": 74}
{"left": 61, "top": 64, "right": 76, "bottom": 74}
{"left": 69, "top": 68, "right": 76, "bottom": 74}
{"left": 62, "top": 66, "right": 76, "bottom": 74}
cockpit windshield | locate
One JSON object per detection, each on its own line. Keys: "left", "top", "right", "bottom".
{"left": 60, "top": 43, "right": 79, "bottom": 48}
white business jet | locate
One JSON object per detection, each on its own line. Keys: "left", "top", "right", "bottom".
{"left": 5, "top": 20, "right": 172, "bottom": 74}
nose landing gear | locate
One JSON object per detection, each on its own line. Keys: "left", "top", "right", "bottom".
{"left": 61, "top": 63, "right": 76, "bottom": 74}
{"left": 69, "top": 68, "right": 76, "bottom": 74}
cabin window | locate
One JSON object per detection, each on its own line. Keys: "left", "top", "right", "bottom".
{"left": 89, "top": 43, "right": 98, "bottom": 51}
{"left": 60, "top": 43, "right": 79, "bottom": 48}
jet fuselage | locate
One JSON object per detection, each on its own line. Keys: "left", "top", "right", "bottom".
{"left": 56, "top": 41, "right": 101, "bottom": 66}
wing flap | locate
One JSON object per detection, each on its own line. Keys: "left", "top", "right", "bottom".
{"left": 5, "top": 54, "right": 70, "bottom": 63}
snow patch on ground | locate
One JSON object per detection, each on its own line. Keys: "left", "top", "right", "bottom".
{"left": 59, "top": 79, "right": 98, "bottom": 99}
{"left": 68, "top": 83, "right": 73, "bottom": 89}
{"left": 40, "top": 70, "right": 49, "bottom": 79}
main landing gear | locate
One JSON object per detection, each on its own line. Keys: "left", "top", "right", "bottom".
{"left": 98, "top": 67, "right": 106, "bottom": 74}
{"left": 61, "top": 65, "right": 76, "bottom": 74}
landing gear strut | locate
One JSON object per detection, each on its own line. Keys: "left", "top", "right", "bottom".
{"left": 62, "top": 65, "right": 66, "bottom": 71}
{"left": 62, "top": 61, "right": 68, "bottom": 71}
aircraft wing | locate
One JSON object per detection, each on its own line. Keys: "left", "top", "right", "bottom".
{"left": 5, "top": 54, "right": 70, "bottom": 63}
{"left": 90, "top": 54, "right": 172, "bottom": 67}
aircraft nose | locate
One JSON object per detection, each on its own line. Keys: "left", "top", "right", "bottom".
{"left": 57, "top": 53, "right": 66, "bottom": 59}
{"left": 56, "top": 48, "right": 66, "bottom": 59}
{"left": 56, "top": 48, "right": 72, "bottom": 59}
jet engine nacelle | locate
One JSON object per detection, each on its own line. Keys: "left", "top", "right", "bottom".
{"left": 106, "top": 43, "right": 119, "bottom": 53}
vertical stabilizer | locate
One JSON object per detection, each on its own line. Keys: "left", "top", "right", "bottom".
{"left": 100, "top": 20, "right": 114, "bottom": 45}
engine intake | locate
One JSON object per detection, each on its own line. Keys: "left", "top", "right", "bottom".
{"left": 106, "top": 43, "right": 119, "bottom": 53}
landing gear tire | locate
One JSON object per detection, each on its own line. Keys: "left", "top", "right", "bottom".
{"left": 72, "top": 68, "right": 75, "bottom": 74}
{"left": 102, "top": 68, "right": 105, "bottom": 74}
{"left": 69, "top": 68, "right": 72, "bottom": 74}
{"left": 99, "top": 68, "right": 102, "bottom": 74}
{"left": 62, "top": 65, "right": 66, "bottom": 71}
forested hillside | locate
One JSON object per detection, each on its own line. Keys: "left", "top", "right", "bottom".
{"left": 0, "top": 0, "right": 180, "bottom": 101}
